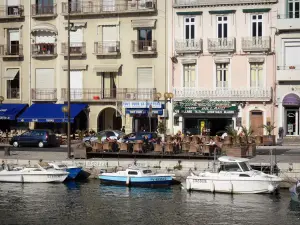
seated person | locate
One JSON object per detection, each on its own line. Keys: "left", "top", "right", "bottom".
{"left": 142, "top": 135, "right": 150, "bottom": 152}
{"left": 209, "top": 138, "right": 215, "bottom": 146}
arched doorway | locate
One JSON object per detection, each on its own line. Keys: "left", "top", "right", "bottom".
{"left": 250, "top": 110, "right": 263, "bottom": 135}
{"left": 98, "top": 107, "right": 122, "bottom": 131}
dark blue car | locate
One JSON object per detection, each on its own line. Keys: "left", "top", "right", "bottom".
{"left": 10, "top": 129, "right": 58, "bottom": 148}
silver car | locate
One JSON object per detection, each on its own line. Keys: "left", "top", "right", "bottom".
{"left": 82, "top": 130, "right": 125, "bottom": 144}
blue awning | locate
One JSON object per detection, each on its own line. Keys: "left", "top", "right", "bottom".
{"left": 17, "top": 103, "right": 88, "bottom": 123}
{"left": 125, "top": 108, "right": 163, "bottom": 115}
{"left": 0, "top": 104, "right": 28, "bottom": 120}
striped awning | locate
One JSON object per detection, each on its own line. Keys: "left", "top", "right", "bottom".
{"left": 94, "top": 65, "right": 121, "bottom": 73}
{"left": 3, "top": 69, "right": 19, "bottom": 80}
{"left": 32, "top": 23, "right": 58, "bottom": 34}
{"left": 131, "top": 19, "right": 156, "bottom": 28}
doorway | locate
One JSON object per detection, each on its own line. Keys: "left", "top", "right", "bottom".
{"left": 286, "top": 109, "right": 299, "bottom": 136}
{"left": 250, "top": 111, "right": 263, "bottom": 135}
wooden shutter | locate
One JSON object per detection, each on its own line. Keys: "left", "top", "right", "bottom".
{"left": 137, "top": 67, "right": 152, "bottom": 88}
{"left": 35, "top": 69, "right": 55, "bottom": 89}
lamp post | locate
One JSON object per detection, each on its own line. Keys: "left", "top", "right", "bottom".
{"left": 67, "top": 0, "right": 72, "bottom": 159}
{"left": 0, "top": 96, "right": 4, "bottom": 104}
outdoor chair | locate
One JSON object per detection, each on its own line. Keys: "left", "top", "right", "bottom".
{"left": 154, "top": 143, "right": 163, "bottom": 154}
{"left": 164, "top": 143, "right": 174, "bottom": 154}
{"left": 181, "top": 142, "right": 190, "bottom": 153}
{"left": 92, "top": 142, "right": 103, "bottom": 152}
{"left": 102, "top": 142, "right": 113, "bottom": 152}
{"left": 189, "top": 143, "right": 198, "bottom": 154}
{"left": 118, "top": 142, "right": 128, "bottom": 152}
{"left": 203, "top": 145, "right": 210, "bottom": 156}
{"left": 133, "top": 141, "right": 143, "bottom": 153}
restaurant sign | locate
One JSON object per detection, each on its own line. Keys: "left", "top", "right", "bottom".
{"left": 173, "top": 99, "right": 238, "bottom": 114}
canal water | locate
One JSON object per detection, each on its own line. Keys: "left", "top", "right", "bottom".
{"left": 0, "top": 180, "right": 299, "bottom": 225}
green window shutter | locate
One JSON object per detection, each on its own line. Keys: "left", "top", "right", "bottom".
{"left": 242, "top": 8, "right": 271, "bottom": 13}
{"left": 208, "top": 10, "right": 236, "bottom": 14}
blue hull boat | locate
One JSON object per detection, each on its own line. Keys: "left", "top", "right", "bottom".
{"left": 290, "top": 181, "right": 300, "bottom": 203}
{"left": 66, "top": 167, "right": 83, "bottom": 180}
{"left": 99, "top": 167, "right": 173, "bottom": 187}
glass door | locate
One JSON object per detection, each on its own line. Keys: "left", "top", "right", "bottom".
{"left": 286, "top": 109, "right": 299, "bottom": 135}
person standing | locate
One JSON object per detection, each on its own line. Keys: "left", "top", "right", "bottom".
{"left": 121, "top": 126, "right": 125, "bottom": 133}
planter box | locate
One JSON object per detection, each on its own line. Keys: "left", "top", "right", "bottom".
{"left": 255, "top": 136, "right": 263, "bottom": 145}
{"left": 263, "top": 135, "right": 275, "bottom": 146}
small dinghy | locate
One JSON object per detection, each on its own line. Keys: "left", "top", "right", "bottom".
{"left": 99, "top": 167, "right": 173, "bottom": 187}
{"left": 48, "top": 163, "right": 83, "bottom": 180}
{"left": 290, "top": 180, "right": 300, "bottom": 203}
{"left": 0, "top": 164, "right": 69, "bottom": 183}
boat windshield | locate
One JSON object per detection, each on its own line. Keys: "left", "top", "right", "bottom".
{"left": 238, "top": 162, "right": 251, "bottom": 172}
{"left": 143, "top": 170, "right": 152, "bottom": 174}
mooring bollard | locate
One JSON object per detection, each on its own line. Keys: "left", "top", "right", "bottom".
{"left": 4, "top": 147, "right": 11, "bottom": 156}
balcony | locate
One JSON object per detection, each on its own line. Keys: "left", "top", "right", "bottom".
{"left": 131, "top": 40, "right": 157, "bottom": 55}
{"left": 277, "top": 66, "right": 300, "bottom": 81}
{"left": 31, "top": 4, "right": 57, "bottom": 18}
{"left": 242, "top": 36, "right": 271, "bottom": 52}
{"left": 61, "top": 0, "right": 157, "bottom": 16}
{"left": 175, "top": 39, "right": 202, "bottom": 55}
{"left": 173, "top": 87, "right": 272, "bottom": 101}
{"left": 94, "top": 41, "right": 120, "bottom": 56}
{"left": 31, "top": 89, "right": 57, "bottom": 101}
{"left": 0, "top": 44, "right": 23, "bottom": 58}
{"left": 6, "top": 88, "right": 20, "bottom": 100}
{"left": 61, "top": 42, "right": 86, "bottom": 57}
{"left": 61, "top": 88, "right": 157, "bottom": 102}
{"left": 32, "top": 43, "right": 57, "bottom": 58}
{"left": 0, "top": 5, "right": 24, "bottom": 19}
{"left": 173, "top": 0, "right": 277, "bottom": 7}
{"left": 277, "top": 14, "right": 300, "bottom": 31}
{"left": 207, "top": 38, "right": 235, "bottom": 53}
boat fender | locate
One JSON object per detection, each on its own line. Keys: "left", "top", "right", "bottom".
{"left": 186, "top": 179, "right": 191, "bottom": 191}
{"left": 210, "top": 182, "right": 215, "bottom": 193}
{"left": 268, "top": 184, "right": 275, "bottom": 193}
{"left": 126, "top": 176, "right": 130, "bottom": 186}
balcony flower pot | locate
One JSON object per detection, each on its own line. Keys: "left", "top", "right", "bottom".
{"left": 289, "top": 66, "right": 296, "bottom": 69}
{"left": 93, "top": 96, "right": 100, "bottom": 100}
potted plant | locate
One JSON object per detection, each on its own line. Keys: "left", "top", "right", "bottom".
{"left": 241, "top": 126, "right": 253, "bottom": 144}
{"left": 261, "top": 123, "right": 276, "bottom": 146}
{"left": 157, "top": 121, "right": 166, "bottom": 141}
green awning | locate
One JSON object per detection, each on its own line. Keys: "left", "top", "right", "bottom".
{"left": 176, "top": 11, "right": 202, "bottom": 16}
{"left": 209, "top": 10, "right": 236, "bottom": 14}
{"left": 243, "top": 8, "right": 271, "bottom": 13}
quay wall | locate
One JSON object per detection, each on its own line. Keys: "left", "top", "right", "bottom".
{"left": 1, "top": 158, "right": 299, "bottom": 188}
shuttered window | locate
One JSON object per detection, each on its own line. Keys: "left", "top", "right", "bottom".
{"left": 102, "top": 26, "right": 117, "bottom": 41}
{"left": 137, "top": 67, "right": 153, "bottom": 89}
{"left": 183, "top": 64, "right": 195, "bottom": 87}
{"left": 70, "top": 28, "right": 83, "bottom": 46}
{"left": 35, "top": 69, "right": 55, "bottom": 89}
{"left": 9, "top": 29, "right": 19, "bottom": 41}
{"left": 284, "top": 41, "right": 300, "bottom": 69}
{"left": 70, "top": 71, "right": 83, "bottom": 100}
{"left": 7, "top": 0, "right": 20, "bottom": 6}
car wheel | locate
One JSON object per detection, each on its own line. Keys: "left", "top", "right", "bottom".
{"left": 13, "top": 141, "right": 19, "bottom": 147}
{"left": 38, "top": 142, "right": 44, "bottom": 148}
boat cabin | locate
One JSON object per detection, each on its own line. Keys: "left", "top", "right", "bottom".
{"left": 125, "top": 168, "right": 153, "bottom": 176}
{"left": 218, "top": 156, "right": 252, "bottom": 173}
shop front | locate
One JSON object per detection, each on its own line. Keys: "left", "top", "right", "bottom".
{"left": 173, "top": 99, "right": 239, "bottom": 136}
{"left": 0, "top": 104, "right": 29, "bottom": 131}
{"left": 123, "top": 101, "right": 164, "bottom": 132}
{"left": 282, "top": 93, "right": 300, "bottom": 136}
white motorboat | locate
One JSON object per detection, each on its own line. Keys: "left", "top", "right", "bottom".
{"left": 99, "top": 167, "right": 174, "bottom": 187}
{"left": 0, "top": 164, "right": 69, "bottom": 183}
{"left": 186, "top": 156, "right": 282, "bottom": 194}
{"left": 289, "top": 180, "right": 300, "bottom": 202}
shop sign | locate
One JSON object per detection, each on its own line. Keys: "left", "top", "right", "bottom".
{"left": 123, "top": 101, "right": 162, "bottom": 109}
{"left": 173, "top": 99, "right": 238, "bottom": 114}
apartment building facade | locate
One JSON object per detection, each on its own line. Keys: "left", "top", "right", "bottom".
{"left": 167, "top": 0, "right": 278, "bottom": 136}
{"left": 0, "top": 0, "right": 167, "bottom": 133}
{"left": 276, "top": 0, "right": 300, "bottom": 136}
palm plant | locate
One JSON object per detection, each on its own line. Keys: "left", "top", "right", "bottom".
{"left": 225, "top": 126, "right": 238, "bottom": 145}
{"left": 262, "top": 123, "right": 276, "bottom": 136}
{"left": 241, "top": 126, "right": 253, "bottom": 143}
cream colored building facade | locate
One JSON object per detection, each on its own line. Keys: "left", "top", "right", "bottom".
{"left": 0, "top": 0, "right": 167, "bottom": 133}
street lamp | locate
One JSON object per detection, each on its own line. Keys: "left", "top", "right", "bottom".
{"left": 0, "top": 96, "right": 4, "bottom": 104}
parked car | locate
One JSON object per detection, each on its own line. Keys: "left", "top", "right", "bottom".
{"left": 82, "top": 130, "right": 125, "bottom": 144}
{"left": 10, "top": 129, "right": 58, "bottom": 148}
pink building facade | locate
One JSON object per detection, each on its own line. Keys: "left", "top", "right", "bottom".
{"left": 167, "top": 0, "right": 278, "bottom": 136}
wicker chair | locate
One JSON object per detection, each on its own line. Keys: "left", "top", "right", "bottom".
{"left": 154, "top": 143, "right": 163, "bottom": 154}
{"left": 164, "top": 143, "right": 174, "bottom": 154}
{"left": 181, "top": 142, "right": 190, "bottom": 153}
{"left": 133, "top": 141, "right": 143, "bottom": 153}
{"left": 118, "top": 142, "right": 128, "bottom": 152}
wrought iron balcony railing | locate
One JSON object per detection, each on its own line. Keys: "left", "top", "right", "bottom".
{"left": 173, "top": 0, "right": 277, "bottom": 7}
{"left": 0, "top": 44, "right": 23, "bottom": 57}
{"left": 131, "top": 40, "right": 157, "bottom": 55}
{"left": 31, "top": 4, "right": 57, "bottom": 17}
{"left": 62, "top": 0, "right": 157, "bottom": 15}
{"left": 31, "top": 89, "right": 57, "bottom": 101}
{"left": 61, "top": 88, "right": 157, "bottom": 101}
{"left": 207, "top": 38, "right": 235, "bottom": 53}
{"left": 94, "top": 41, "right": 120, "bottom": 55}
{"left": 0, "top": 5, "right": 24, "bottom": 18}
{"left": 61, "top": 42, "right": 86, "bottom": 56}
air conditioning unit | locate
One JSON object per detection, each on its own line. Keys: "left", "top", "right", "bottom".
{"left": 143, "top": 46, "right": 152, "bottom": 51}
{"left": 145, "top": 1, "right": 153, "bottom": 8}
{"left": 125, "top": 93, "right": 136, "bottom": 100}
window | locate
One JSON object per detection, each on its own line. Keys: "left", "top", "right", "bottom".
{"left": 128, "top": 171, "right": 138, "bottom": 175}
{"left": 217, "top": 16, "right": 228, "bottom": 38}
{"left": 101, "top": 72, "right": 116, "bottom": 99}
{"left": 250, "top": 63, "right": 263, "bottom": 88}
{"left": 239, "top": 162, "right": 251, "bottom": 172}
{"left": 138, "top": 29, "right": 152, "bottom": 50}
{"left": 288, "top": 0, "right": 300, "bottom": 18}
{"left": 6, "top": 69, "right": 20, "bottom": 99}
{"left": 183, "top": 64, "right": 195, "bottom": 87}
{"left": 284, "top": 41, "right": 300, "bottom": 69}
{"left": 221, "top": 163, "right": 241, "bottom": 172}
{"left": 216, "top": 63, "right": 228, "bottom": 88}
{"left": 184, "top": 17, "right": 195, "bottom": 40}
{"left": 251, "top": 15, "right": 263, "bottom": 41}
{"left": 7, "top": 29, "right": 20, "bottom": 55}
{"left": 174, "top": 117, "right": 179, "bottom": 126}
